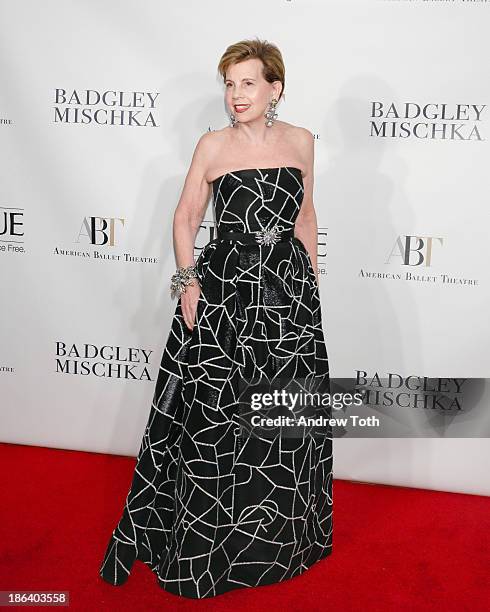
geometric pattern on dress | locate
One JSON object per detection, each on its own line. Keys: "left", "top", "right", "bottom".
{"left": 99, "top": 166, "right": 333, "bottom": 599}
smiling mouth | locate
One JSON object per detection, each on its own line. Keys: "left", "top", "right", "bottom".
{"left": 234, "top": 104, "right": 251, "bottom": 113}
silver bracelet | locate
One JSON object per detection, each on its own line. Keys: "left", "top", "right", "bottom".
{"left": 170, "top": 264, "right": 198, "bottom": 296}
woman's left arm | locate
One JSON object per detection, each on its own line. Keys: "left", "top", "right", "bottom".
{"left": 294, "top": 128, "right": 319, "bottom": 284}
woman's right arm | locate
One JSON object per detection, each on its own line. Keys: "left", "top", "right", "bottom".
{"left": 172, "top": 132, "right": 215, "bottom": 331}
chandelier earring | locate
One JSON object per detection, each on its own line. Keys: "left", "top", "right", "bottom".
{"left": 265, "top": 98, "right": 278, "bottom": 127}
{"left": 229, "top": 111, "right": 237, "bottom": 127}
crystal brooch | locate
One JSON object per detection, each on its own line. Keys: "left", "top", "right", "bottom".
{"left": 255, "top": 224, "right": 283, "bottom": 246}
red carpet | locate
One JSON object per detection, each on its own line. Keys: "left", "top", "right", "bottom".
{"left": 0, "top": 441, "right": 488, "bottom": 611}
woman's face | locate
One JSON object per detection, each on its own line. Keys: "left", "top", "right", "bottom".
{"left": 224, "top": 58, "right": 280, "bottom": 124}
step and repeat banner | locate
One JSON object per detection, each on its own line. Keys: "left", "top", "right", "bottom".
{"left": 1, "top": 0, "right": 489, "bottom": 495}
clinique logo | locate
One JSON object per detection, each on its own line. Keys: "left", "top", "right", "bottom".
{"left": 53, "top": 89, "right": 160, "bottom": 126}
{"left": 55, "top": 342, "right": 154, "bottom": 379}
{"left": 317, "top": 226, "right": 328, "bottom": 274}
{"left": 53, "top": 215, "right": 158, "bottom": 264}
{"left": 0, "top": 206, "right": 24, "bottom": 254}
{"left": 195, "top": 221, "right": 216, "bottom": 253}
{"left": 370, "top": 102, "right": 486, "bottom": 140}
{"left": 195, "top": 221, "right": 328, "bottom": 274}
{"left": 195, "top": 221, "right": 327, "bottom": 252}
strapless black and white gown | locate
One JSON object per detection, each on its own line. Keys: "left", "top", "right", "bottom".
{"left": 99, "top": 166, "right": 333, "bottom": 599}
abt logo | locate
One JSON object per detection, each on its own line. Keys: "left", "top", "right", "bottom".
{"left": 386, "top": 235, "right": 443, "bottom": 267}
{"left": 76, "top": 216, "right": 125, "bottom": 246}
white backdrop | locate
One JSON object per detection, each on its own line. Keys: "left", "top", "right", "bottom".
{"left": 1, "top": 0, "right": 489, "bottom": 496}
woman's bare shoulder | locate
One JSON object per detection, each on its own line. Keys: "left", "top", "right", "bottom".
{"left": 283, "top": 122, "right": 314, "bottom": 143}
{"left": 199, "top": 125, "right": 232, "bottom": 143}
{"left": 189, "top": 128, "right": 233, "bottom": 183}
{"left": 194, "top": 127, "right": 231, "bottom": 159}
{"left": 275, "top": 120, "right": 312, "bottom": 136}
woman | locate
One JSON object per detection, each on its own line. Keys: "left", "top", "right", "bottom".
{"left": 99, "top": 37, "right": 333, "bottom": 599}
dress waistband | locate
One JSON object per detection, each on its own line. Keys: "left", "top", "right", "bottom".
{"left": 216, "top": 224, "right": 294, "bottom": 246}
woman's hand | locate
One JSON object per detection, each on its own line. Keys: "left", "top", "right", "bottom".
{"left": 180, "top": 281, "right": 201, "bottom": 332}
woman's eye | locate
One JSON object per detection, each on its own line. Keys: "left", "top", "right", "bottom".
{"left": 225, "top": 82, "right": 253, "bottom": 87}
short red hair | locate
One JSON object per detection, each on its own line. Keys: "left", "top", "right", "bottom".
{"left": 217, "top": 37, "right": 286, "bottom": 101}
